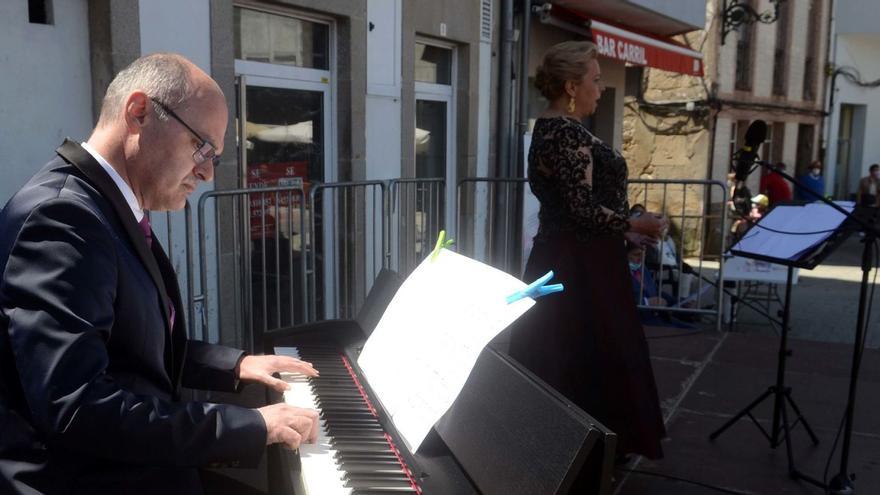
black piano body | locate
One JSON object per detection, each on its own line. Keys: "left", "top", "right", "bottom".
{"left": 224, "top": 269, "right": 618, "bottom": 494}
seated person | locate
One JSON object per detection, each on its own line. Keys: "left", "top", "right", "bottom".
{"left": 628, "top": 243, "right": 694, "bottom": 328}
{"left": 730, "top": 194, "right": 769, "bottom": 244}
{"left": 630, "top": 204, "right": 681, "bottom": 294}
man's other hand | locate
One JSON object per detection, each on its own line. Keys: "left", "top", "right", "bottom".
{"left": 257, "top": 404, "right": 319, "bottom": 449}
{"left": 238, "top": 355, "right": 319, "bottom": 392}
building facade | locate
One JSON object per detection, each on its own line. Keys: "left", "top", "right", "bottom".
{"left": 619, "top": 0, "right": 831, "bottom": 253}
{"left": 824, "top": 0, "right": 880, "bottom": 201}
{"left": 4, "top": 0, "right": 718, "bottom": 346}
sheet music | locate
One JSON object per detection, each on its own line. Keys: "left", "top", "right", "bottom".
{"left": 731, "top": 202, "right": 852, "bottom": 261}
{"left": 357, "top": 248, "right": 535, "bottom": 451}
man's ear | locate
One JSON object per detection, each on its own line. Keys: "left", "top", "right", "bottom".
{"left": 123, "top": 91, "right": 150, "bottom": 135}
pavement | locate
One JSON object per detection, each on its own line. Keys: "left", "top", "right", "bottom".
{"left": 613, "top": 236, "right": 880, "bottom": 494}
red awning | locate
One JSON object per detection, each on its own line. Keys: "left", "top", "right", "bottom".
{"left": 591, "top": 19, "right": 703, "bottom": 76}
{"left": 543, "top": 7, "right": 704, "bottom": 77}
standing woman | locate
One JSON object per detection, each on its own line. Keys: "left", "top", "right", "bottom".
{"left": 508, "top": 41, "right": 667, "bottom": 462}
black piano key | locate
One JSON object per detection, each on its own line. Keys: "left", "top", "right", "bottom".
{"left": 340, "top": 465, "right": 408, "bottom": 475}
{"left": 338, "top": 459, "right": 404, "bottom": 473}
{"left": 344, "top": 479, "right": 417, "bottom": 489}
{"left": 351, "top": 489, "right": 418, "bottom": 494}
{"left": 334, "top": 445, "right": 395, "bottom": 454}
{"left": 335, "top": 453, "right": 401, "bottom": 463}
{"left": 329, "top": 435, "right": 388, "bottom": 442}
{"left": 326, "top": 426, "right": 386, "bottom": 434}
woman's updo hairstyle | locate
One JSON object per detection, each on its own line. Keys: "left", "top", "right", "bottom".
{"left": 534, "top": 41, "right": 599, "bottom": 100}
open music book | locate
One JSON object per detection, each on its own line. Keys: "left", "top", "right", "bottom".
{"left": 357, "top": 248, "right": 537, "bottom": 451}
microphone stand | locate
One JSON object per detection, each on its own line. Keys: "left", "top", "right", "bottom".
{"left": 754, "top": 161, "right": 878, "bottom": 494}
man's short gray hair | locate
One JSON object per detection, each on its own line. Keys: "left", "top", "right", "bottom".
{"left": 98, "top": 52, "right": 193, "bottom": 125}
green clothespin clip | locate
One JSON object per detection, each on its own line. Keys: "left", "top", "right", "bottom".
{"left": 431, "top": 230, "right": 455, "bottom": 262}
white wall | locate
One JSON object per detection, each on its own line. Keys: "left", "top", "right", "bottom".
{"left": 139, "top": 0, "right": 215, "bottom": 339}
{"left": 365, "top": 0, "right": 403, "bottom": 181}
{"left": 825, "top": 33, "right": 880, "bottom": 198}
{"left": 0, "top": 0, "right": 93, "bottom": 206}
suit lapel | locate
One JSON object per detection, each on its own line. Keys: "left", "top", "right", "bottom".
{"left": 56, "top": 139, "right": 176, "bottom": 338}
{"left": 151, "top": 240, "right": 189, "bottom": 390}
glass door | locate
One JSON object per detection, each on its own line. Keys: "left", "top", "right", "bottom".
{"left": 414, "top": 41, "right": 456, "bottom": 238}
{"left": 233, "top": 6, "right": 336, "bottom": 334}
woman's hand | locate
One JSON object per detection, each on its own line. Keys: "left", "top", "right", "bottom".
{"left": 629, "top": 214, "right": 668, "bottom": 240}
{"left": 624, "top": 231, "right": 655, "bottom": 248}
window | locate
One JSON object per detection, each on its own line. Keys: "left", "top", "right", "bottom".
{"left": 234, "top": 7, "right": 329, "bottom": 69}
{"left": 759, "top": 122, "right": 774, "bottom": 163}
{"left": 28, "top": 0, "right": 52, "bottom": 25}
{"left": 772, "top": 0, "right": 791, "bottom": 96}
{"left": 803, "top": 0, "right": 822, "bottom": 101}
{"left": 729, "top": 121, "right": 741, "bottom": 169}
{"left": 625, "top": 66, "right": 644, "bottom": 99}
{"left": 734, "top": 0, "right": 755, "bottom": 91}
{"left": 770, "top": 122, "right": 785, "bottom": 164}
{"left": 415, "top": 43, "right": 452, "bottom": 84}
{"left": 795, "top": 124, "right": 816, "bottom": 176}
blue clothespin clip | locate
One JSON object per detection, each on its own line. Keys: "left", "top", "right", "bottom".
{"left": 431, "top": 230, "right": 455, "bottom": 262}
{"left": 506, "top": 270, "right": 564, "bottom": 304}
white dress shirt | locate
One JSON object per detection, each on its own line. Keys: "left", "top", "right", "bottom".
{"left": 81, "top": 142, "right": 145, "bottom": 223}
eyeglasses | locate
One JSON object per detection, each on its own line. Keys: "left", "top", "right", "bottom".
{"left": 150, "top": 97, "right": 220, "bottom": 167}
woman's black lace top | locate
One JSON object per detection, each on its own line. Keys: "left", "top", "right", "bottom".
{"left": 528, "top": 116, "right": 630, "bottom": 242}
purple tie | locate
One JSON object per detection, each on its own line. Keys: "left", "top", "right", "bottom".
{"left": 138, "top": 216, "right": 153, "bottom": 248}
{"left": 139, "top": 215, "right": 175, "bottom": 332}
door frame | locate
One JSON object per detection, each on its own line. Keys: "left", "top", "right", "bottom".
{"left": 414, "top": 38, "right": 457, "bottom": 236}
{"left": 234, "top": 5, "right": 339, "bottom": 319}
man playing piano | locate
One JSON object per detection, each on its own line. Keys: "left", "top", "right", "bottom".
{"left": 0, "top": 53, "right": 319, "bottom": 495}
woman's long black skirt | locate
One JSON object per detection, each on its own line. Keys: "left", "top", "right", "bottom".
{"left": 508, "top": 232, "right": 666, "bottom": 459}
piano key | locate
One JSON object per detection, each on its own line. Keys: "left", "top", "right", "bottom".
{"left": 344, "top": 479, "right": 416, "bottom": 489}
{"left": 276, "top": 346, "right": 422, "bottom": 495}
{"left": 350, "top": 489, "right": 419, "bottom": 495}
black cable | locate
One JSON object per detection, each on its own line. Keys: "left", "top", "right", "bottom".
{"left": 821, "top": 237, "right": 879, "bottom": 493}
{"left": 835, "top": 66, "right": 880, "bottom": 89}
{"left": 618, "top": 468, "right": 751, "bottom": 494}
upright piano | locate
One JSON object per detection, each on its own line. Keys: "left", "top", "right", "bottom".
{"left": 259, "top": 270, "right": 617, "bottom": 495}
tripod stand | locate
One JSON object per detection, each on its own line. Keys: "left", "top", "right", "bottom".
{"left": 714, "top": 159, "right": 878, "bottom": 493}
{"left": 826, "top": 225, "right": 876, "bottom": 494}
{"left": 709, "top": 265, "right": 823, "bottom": 488}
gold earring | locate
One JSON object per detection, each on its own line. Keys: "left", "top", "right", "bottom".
{"left": 567, "top": 96, "right": 576, "bottom": 114}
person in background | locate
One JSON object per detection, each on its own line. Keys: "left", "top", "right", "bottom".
{"left": 730, "top": 194, "right": 769, "bottom": 244}
{"left": 760, "top": 161, "right": 793, "bottom": 205}
{"left": 507, "top": 41, "right": 668, "bottom": 472}
{"left": 794, "top": 160, "right": 825, "bottom": 201}
{"left": 628, "top": 243, "right": 694, "bottom": 327}
{"left": 857, "top": 164, "right": 880, "bottom": 207}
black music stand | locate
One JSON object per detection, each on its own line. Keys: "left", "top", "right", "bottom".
{"left": 709, "top": 202, "right": 855, "bottom": 489}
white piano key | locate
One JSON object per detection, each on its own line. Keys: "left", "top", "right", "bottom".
{"left": 276, "top": 346, "right": 351, "bottom": 495}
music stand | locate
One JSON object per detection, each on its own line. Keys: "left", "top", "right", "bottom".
{"left": 709, "top": 201, "right": 855, "bottom": 489}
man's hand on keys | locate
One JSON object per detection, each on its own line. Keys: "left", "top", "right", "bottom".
{"left": 258, "top": 404, "right": 320, "bottom": 449}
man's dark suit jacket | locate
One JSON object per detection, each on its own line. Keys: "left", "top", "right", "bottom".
{"left": 0, "top": 140, "right": 266, "bottom": 494}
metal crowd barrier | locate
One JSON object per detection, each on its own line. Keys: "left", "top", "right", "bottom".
{"left": 457, "top": 177, "right": 528, "bottom": 272}
{"left": 627, "top": 179, "right": 727, "bottom": 331}
{"left": 170, "top": 177, "right": 726, "bottom": 351}
{"left": 308, "top": 181, "right": 388, "bottom": 323}
{"left": 193, "top": 185, "right": 308, "bottom": 352}
{"left": 388, "top": 178, "right": 445, "bottom": 277}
